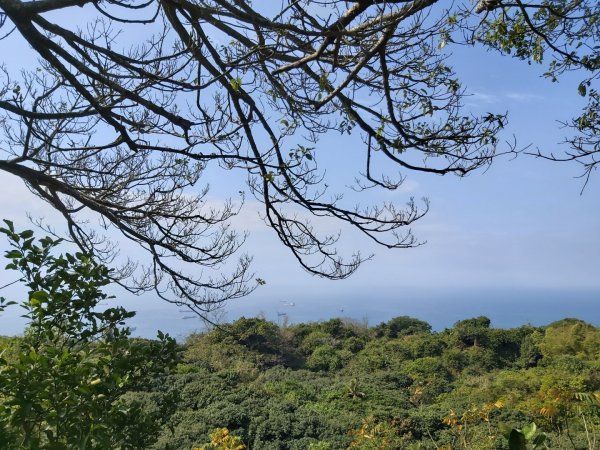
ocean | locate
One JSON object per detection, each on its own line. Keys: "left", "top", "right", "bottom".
{"left": 1, "top": 287, "right": 598, "bottom": 340}
{"left": 127, "top": 287, "right": 599, "bottom": 340}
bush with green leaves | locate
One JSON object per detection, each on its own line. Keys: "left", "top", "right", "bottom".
{"left": 0, "top": 221, "right": 178, "bottom": 449}
{"left": 499, "top": 423, "right": 546, "bottom": 450}
{"left": 374, "top": 316, "right": 432, "bottom": 339}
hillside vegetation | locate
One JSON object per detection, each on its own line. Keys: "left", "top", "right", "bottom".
{"left": 149, "top": 315, "right": 600, "bottom": 449}
{"left": 2, "top": 311, "right": 599, "bottom": 449}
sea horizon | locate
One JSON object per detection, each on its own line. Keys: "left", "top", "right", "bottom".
{"left": 1, "top": 286, "right": 598, "bottom": 340}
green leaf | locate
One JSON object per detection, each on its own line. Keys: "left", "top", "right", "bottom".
{"left": 522, "top": 422, "right": 536, "bottom": 440}
{"left": 531, "top": 433, "right": 546, "bottom": 448}
{"left": 2, "top": 219, "right": 14, "bottom": 232}
{"left": 578, "top": 83, "right": 587, "bottom": 96}
{"left": 230, "top": 77, "right": 242, "bottom": 92}
{"left": 19, "top": 230, "right": 34, "bottom": 239}
{"left": 29, "top": 291, "right": 48, "bottom": 302}
{"left": 508, "top": 430, "right": 526, "bottom": 450}
{"left": 6, "top": 250, "right": 22, "bottom": 259}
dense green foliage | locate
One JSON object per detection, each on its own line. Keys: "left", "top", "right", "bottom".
{"left": 138, "top": 316, "right": 598, "bottom": 449}
{"left": 0, "top": 223, "right": 179, "bottom": 449}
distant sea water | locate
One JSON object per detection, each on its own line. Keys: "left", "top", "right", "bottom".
{"left": 126, "top": 287, "right": 599, "bottom": 340}
{"left": 1, "top": 288, "right": 598, "bottom": 340}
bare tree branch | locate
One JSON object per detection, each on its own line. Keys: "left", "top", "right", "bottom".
{"left": 0, "top": 0, "right": 596, "bottom": 310}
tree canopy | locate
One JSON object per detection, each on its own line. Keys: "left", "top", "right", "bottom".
{"left": 0, "top": 0, "right": 597, "bottom": 311}
{"left": 0, "top": 222, "right": 178, "bottom": 448}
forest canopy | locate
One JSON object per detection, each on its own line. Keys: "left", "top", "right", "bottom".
{"left": 0, "top": 0, "right": 597, "bottom": 311}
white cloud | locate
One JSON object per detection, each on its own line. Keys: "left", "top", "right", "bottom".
{"left": 469, "top": 92, "right": 501, "bottom": 105}
{"left": 466, "top": 91, "right": 544, "bottom": 108}
{"left": 397, "top": 178, "right": 420, "bottom": 194}
{"left": 505, "top": 92, "right": 544, "bottom": 103}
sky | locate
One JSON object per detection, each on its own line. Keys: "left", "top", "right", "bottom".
{"left": 0, "top": 4, "right": 598, "bottom": 337}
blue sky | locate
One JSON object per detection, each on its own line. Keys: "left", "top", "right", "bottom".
{"left": 0, "top": 6, "right": 598, "bottom": 336}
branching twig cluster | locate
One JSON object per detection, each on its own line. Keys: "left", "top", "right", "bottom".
{"left": 0, "top": 0, "right": 596, "bottom": 309}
